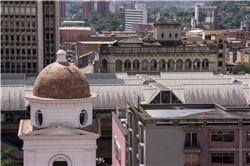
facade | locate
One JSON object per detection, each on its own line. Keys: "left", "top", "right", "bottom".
{"left": 1, "top": 1, "right": 60, "bottom": 76}
{"left": 59, "top": 1, "right": 66, "bottom": 18}
{"left": 125, "top": 3, "right": 147, "bottom": 31}
{"left": 194, "top": 3, "right": 220, "bottom": 29}
{"left": 123, "top": 102, "right": 250, "bottom": 166}
{"left": 99, "top": 24, "right": 219, "bottom": 74}
{"left": 241, "top": 19, "right": 250, "bottom": 31}
{"left": 60, "top": 27, "right": 94, "bottom": 43}
{"left": 82, "top": 1, "right": 94, "bottom": 19}
{"left": 131, "top": 23, "right": 152, "bottom": 31}
{"left": 18, "top": 50, "right": 100, "bottom": 166}
{"left": 237, "top": 48, "right": 250, "bottom": 64}
{"left": 222, "top": 29, "right": 249, "bottom": 43}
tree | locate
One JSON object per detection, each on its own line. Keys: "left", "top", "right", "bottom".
{"left": 90, "top": 15, "right": 99, "bottom": 24}
{"left": 61, "top": 22, "right": 75, "bottom": 27}
{"left": 1, "top": 147, "right": 21, "bottom": 166}
{"left": 233, "top": 62, "right": 250, "bottom": 74}
{"left": 137, "top": 30, "right": 146, "bottom": 38}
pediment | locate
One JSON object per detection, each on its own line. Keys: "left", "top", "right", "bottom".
{"left": 24, "top": 125, "right": 99, "bottom": 137}
{"left": 142, "top": 35, "right": 157, "bottom": 42}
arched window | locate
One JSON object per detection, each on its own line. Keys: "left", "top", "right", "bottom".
{"left": 115, "top": 60, "right": 122, "bottom": 72}
{"left": 35, "top": 110, "right": 43, "bottom": 126}
{"left": 168, "top": 59, "right": 174, "bottom": 70}
{"left": 202, "top": 59, "right": 209, "bottom": 69}
{"left": 193, "top": 59, "right": 200, "bottom": 70}
{"left": 176, "top": 59, "right": 183, "bottom": 70}
{"left": 53, "top": 161, "right": 67, "bottom": 166}
{"left": 159, "top": 59, "right": 165, "bottom": 71}
{"left": 141, "top": 59, "right": 148, "bottom": 71}
{"left": 133, "top": 59, "right": 139, "bottom": 71}
{"left": 185, "top": 59, "right": 191, "bottom": 70}
{"left": 79, "top": 109, "right": 88, "bottom": 127}
{"left": 102, "top": 59, "right": 107, "bottom": 69}
{"left": 150, "top": 59, "right": 157, "bottom": 71}
{"left": 124, "top": 60, "right": 131, "bottom": 71}
{"left": 48, "top": 154, "right": 72, "bottom": 166}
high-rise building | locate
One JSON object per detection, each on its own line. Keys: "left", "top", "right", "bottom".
{"left": 97, "top": 1, "right": 109, "bottom": 15}
{"left": 59, "top": 1, "right": 66, "bottom": 18}
{"left": 1, "top": 1, "right": 60, "bottom": 76}
{"left": 125, "top": 3, "right": 147, "bottom": 31}
{"left": 82, "top": 1, "right": 94, "bottom": 19}
{"left": 241, "top": 19, "right": 250, "bottom": 31}
{"left": 194, "top": 3, "right": 220, "bottom": 29}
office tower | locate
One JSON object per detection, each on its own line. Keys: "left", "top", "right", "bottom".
{"left": 59, "top": 1, "right": 66, "bottom": 18}
{"left": 125, "top": 3, "right": 147, "bottom": 31}
{"left": 82, "top": 1, "right": 94, "bottom": 19}
{"left": 194, "top": 3, "right": 220, "bottom": 29}
{"left": 1, "top": 1, "right": 60, "bottom": 76}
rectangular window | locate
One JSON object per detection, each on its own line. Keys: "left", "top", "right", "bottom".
{"left": 33, "top": 63, "right": 36, "bottom": 68}
{"left": 218, "top": 61, "right": 223, "bottom": 67}
{"left": 51, "top": 34, "right": 54, "bottom": 40}
{"left": 6, "top": 62, "right": 10, "bottom": 68}
{"left": 22, "top": 63, "right": 26, "bottom": 68}
{"left": 247, "top": 131, "right": 250, "bottom": 141}
{"left": 1, "top": 49, "right": 3, "bottom": 54}
{"left": 22, "top": 49, "right": 25, "bottom": 54}
{"left": 6, "top": 49, "right": 9, "bottom": 54}
{"left": 51, "top": 47, "right": 53, "bottom": 52}
{"left": 27, "top": 49, "right": 31, "bottom": 54}
{"left": 46, "top": 33, "right": 49, "bottom": 39}
{"left": 17, "top": 49, "right": 20, "bottom": 54}
{"left": 11, "top": 63, "right": 15, "bottom": 68}
{"left": 17, "top": 63, "right": 20, "bottom": 68}
{"left": 211, "top": 131, "right": 234, "bottom": 142}
{"left": 218, "top": 54, "right": 223, "bottom": 58}
{"left": 11, "top": 35, "right": 14, "bottom": 41}
{"left": 219, "top": 44, "right": 223, "bottom": 49}
{"left": 33, "top": 49, "right": 36, "bottom": 54}
{"left": 11, "top": 49, "right": 14, "bottom": 54}
{"left": 211, "top": 153, "right": 234, "bottom": 164}
{"left": 27, "top": 36, "right": 30, "bottom": 41}
{"left": 27, "top": 63, "right": 31, "bottom": 68}
{"left": 16, "top": 36, "right": 20, "bottom": 41}
{"left": 247, "top": 153, "right": 250, "bottom": 163}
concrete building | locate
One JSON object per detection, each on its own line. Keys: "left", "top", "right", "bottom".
{"left": 194, "top": 3, "right": 220, "bottom": 29}
{"left": 82, "top": 1, "right": 94, "bottom": 19}
{"left": 237, "top": 47, "right": 250, "bottom": 64}
{"left": 125, "top": 3, "right": 147, "bottom": 31}
{"left": 1, "top": 1, "right": 60, "bottom": 76}
{"left": 99, "top": 24, "right": 219, "bottom": 74}
{"left": 59, "top": 1, "right": 66, "bottom": 18}
{"left": 18, "top": 50, "right": 100, "bottom": 166}
{"left": 241, "top": 19, "right": 250, "bottom": 31}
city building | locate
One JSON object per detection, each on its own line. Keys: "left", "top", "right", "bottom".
{"left": 18, "top": 50, "right": 100, "bottom": 166}
{"left": 60, "top": 27, "right": 95, "bottom": 43}
{"left": 1, "top": 1, "right": 60, "bottom": 76}
{"left": 182, "top": 29, "right": 227, "bottom": 74}
{"left": 237, "top": 47, "right": 250, "bottom": 64}
{"left": 125, "top": 3, "right": 147, "bottom": 31}
{"left": 97, "top": 1, "right": 109, "bottom": 15}
{"left": 194, "top": 3, "right": 220, "bottom": 29}
{"left": 82, "top": 1, "right": 94, "bottom": 19}
{"left": 118, "top": 6, "right": 125, "bottom": 19}
{"left": 99, "top": 24, "right": 219, "bottom": 74}
{"left": 223, "top": 29, "right": 249, "bottom": 44}
{"left": 131, "top": 23, "right": 152, "bottom": 31}
{"left": 59, "top": 1, "right": 66, "bottom": 18}
{"left": 241, "top": 19, "right": 250, "bottom": 31}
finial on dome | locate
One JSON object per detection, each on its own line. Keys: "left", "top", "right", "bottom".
{"left": 56, "top": 49, "right": 67, "bottom": 62}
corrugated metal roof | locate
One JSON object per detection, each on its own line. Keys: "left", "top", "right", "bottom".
{"left": 1, "top": 86, "right": 27, "bottom": 111}
{"left": 183, "top": 84, "right": 247, "bottom": 106}
{"left": 161, "top": 72, "right": 214, "bottom": 79}
{"left": 90, "top": 85, "right": 145, "bottom": 109}
{"left": 137, "top": 74, "right": 155, "bottom": 82}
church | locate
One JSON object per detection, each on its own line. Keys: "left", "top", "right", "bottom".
{"left": 18, "top": 50, "right": 100, "bottom": 166}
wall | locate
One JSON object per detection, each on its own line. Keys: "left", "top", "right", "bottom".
{"left": 60, "top": 29, "right": 94, "bottom": 42}
{"left": 112, "top": 118, "right": 126, "bottom": 166}
{"left": 145, "top": 126, "right": 185, "bottom": 165}
{"left": 77, "top": 42, "right": 100, "bottom": 56}
{"left": 153, "top": 24, "right": 182, "bottom": 41}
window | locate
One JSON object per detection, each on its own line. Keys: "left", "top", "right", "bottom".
{"left": 46, "top": 33, "right": 49, "bottom": 39}
{"left": 22, "top": 63, "right": 25, "bottom": 68}
{"left": 5, "top": 62, "right": 10, "bottom": 68}
{"left": 247, "top": 153, "right": 250, "bottom": 163}
{"left": 218, "top": 54, "right": 223, "bottom": 58}
{"left": 51, "top": 34, "right": 53, "bottom": 40}
{"left": 27, "top": 49, "right": 30, "bottom": 54}
{"left": 5, "top": 35, "right": 9, "bottom": 40}
{"left": 11, "top": 63, "right": 15, "bottom": 68}
{"left": 161, "top": 33, "right": 164, "bottom": 38}
{"left": 22, "top": 49, "right": 25, "bottom": 54}
{"left": 33, "top": 63, "right": 36, "bottom": 68}
{"left": 169, "top": 33, "right": 172, "bottom": 38}
{"left": 241, "top": 34, "right": 243, "bottom": 36}
{"left": 237, "top": 34, "right": 239, "bottom": 36}
{"left": 17, "top": 63, "right": 20, "bottom": 68}
{"left": 211, "top": 131, "right": 234, "bottom": 142}
{"left": 27, "top": 36, "right": 30, "bottom": 41}
{"left": 219, "top": 44, "right": 223, "bottom": 49}
{"left": 35, "top": 110, "right": 43, "bottom": 126}
{"left": 11, "top": 35, "right": 14, "bottom": 41}
{"left": 11, "top": 49, "right": 14, "bottom": 54}
{"left": 1, "top": 49, "right": 3, "bottom": 54}
{"left": 218, "top": 61, "right": 223, "bottom": 67}
{"left": 51, "top": 47, "right": 53, "bottom": 52}
{"left": 175, "top": 33, "right": 178, "bottom": 38}
{"left": 33, "top": 36, "right": 36, "bottom": 41}
{"left": 16, "top": 36, "right": 19, "bottom": 41}
{"left": 33, "top": 49, "right": 36, "bottom": 54}
{"left": 17, "top": 49, "right": 20, "bottom": 54}
{"left": 6, "top": 49, "right": 9, "bottom": 54}
{"left": 79, "top": 109, "right": 88, "bottom": 127}
{"left": 211, "top": 153, "right": 234, "bottom": 164}
{"left": 27, "top": 63, "right": 31, "bottom": 68}
{"left": 247, "top": 131, "right": 250, "bottom": 141}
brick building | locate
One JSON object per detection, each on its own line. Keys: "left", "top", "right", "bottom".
{"left": 131, "top": 23, "right": 152, "bottom": 31}
{"left": 60, "top": 27, "right": 94, "bottom": 43}
{"left": 82, "top": 1, "right": 94, "bottom": 19}
{"left": 59, "top": 1, "right": 66, "bottom": 18}
{"left": 97, "top": 1, "right": 109, "bottom": 15}
{"left": 222, "top": 29, "right": 249, "bottom": 43}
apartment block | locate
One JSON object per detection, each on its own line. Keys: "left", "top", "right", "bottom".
{"left": 1, "top": 1, "right": 59, "bottom": 76}
{"left": 125, "top": 3, "right": 147, "bottom": 31}
{"left": 82, "top": 1, "right": 94, "bottom": 19}
{"left": 59, "top": 1, "right": 66, "bottom": 18}
{"left": 97, "top": 1, "right": 109, "bottom": 15}
{"left": 194, "top": 3, "right": 220, "bottom": 29}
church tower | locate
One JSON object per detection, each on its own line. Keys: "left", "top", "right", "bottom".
{"left": 18, "top": 50, "right": 100, "bottom": 166}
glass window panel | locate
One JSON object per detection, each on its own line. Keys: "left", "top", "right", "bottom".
{"left": 223, "top": 156, "right": 234, "bottom": 164}
{"left": 223, "top": 134, "right": 234, "bottom": 142}
{"left": 211, "top": 156, "right": 222, "bottom": 163}
{"left": 212, "top": 135, "right": 222, "bottom": 141}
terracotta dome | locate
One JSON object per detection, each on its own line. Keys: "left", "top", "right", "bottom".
{"left": 33, "top": 62, "right": 90, "bottom": 99}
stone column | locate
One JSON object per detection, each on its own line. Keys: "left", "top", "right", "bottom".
{"left": 200, "top": 61, "right": 202, "bottom": 71}
{"left": 182, "top": 62, "right": 185, "bottom": 72}
{"left": 130, "top": 61, "right": 133, "bottom": 74}
{"left": 122, "top": 62, "right": 124, "bottom": 72}
{"left": 174, "top": 62, "right": 176, "bottom": 71}
{"left": 148, "top": 62, "right": 150, "bottom": 74}
{"left": 157, "top": 62, "right": 159, "bottom": 74}
{"left": 191, "top": 61, "right": 194, "bottom": 71}
{"left": 239, "top": 128, "right": 242, "bottom": 166}
{"left": 139, "top": 62, "right": 142, "bottom": 73}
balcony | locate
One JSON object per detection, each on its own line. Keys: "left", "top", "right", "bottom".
{"left": 184, "top": 142, "right": 200, "bottom": 153}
